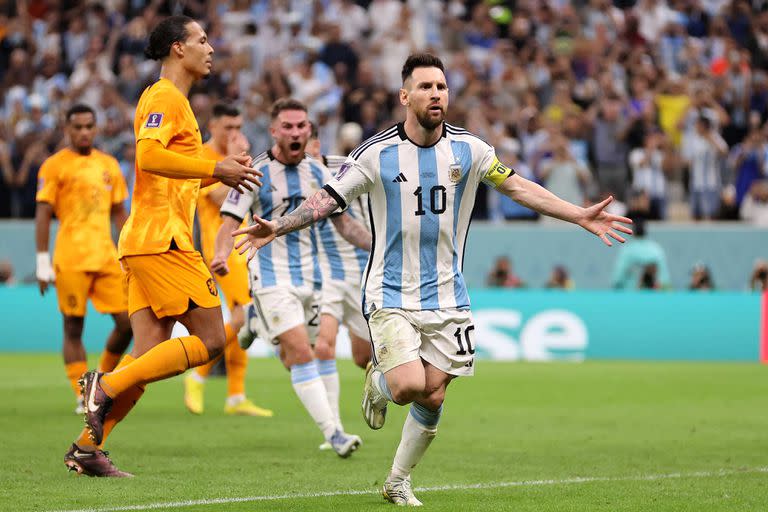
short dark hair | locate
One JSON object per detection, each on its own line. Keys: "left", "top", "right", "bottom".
{"left": 401, "top": 53, "right": 445, "bottom": 84}
{"left": 144, "top": 15, "right": 195, "bottom": 60}
{"left": 211, "top": 103, "right": 240, "bottom": 119}
{"left": 270, "top": 98, "right": 307, "bottom": 119}
{"left": 65, "top": 104, "right": 96, "bottom": 123}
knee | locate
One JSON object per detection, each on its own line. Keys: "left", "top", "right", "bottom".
{"left": 314, "top": 337, "right": 333, "bottom": 360}
{"left": 419, "top": 387, "right": 446, "bottom": 411}
{"left": 63, "top": 319, "right": 84, "bottom": 341}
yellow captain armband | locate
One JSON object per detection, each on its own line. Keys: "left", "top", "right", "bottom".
{"left": 481, "top": 157, "right": 515, "bottom": 188}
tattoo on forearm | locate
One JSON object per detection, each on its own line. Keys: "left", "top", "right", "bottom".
{"left": 275, "top": 189, "right": 340, "bottom": 236}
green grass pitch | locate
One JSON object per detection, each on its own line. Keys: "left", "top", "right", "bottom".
{"left": 1, "top": 354, "right": 767, "bottom": 511}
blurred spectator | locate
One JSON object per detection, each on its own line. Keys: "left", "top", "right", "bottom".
{"left": 727, "top": 126, "right": 766, "bottom": 209}
{"left": 612, "top": 218, "right": 671, "bottom": 290}
{"left": 750, "top": 259, "right": 768, "bottom": 291}
{"left": 545, "top": 265, "right": 574, "bottom": 290}
{"left": 740, "top": 180, "right": 768, "bottom": 225}
{"left": 489, "top": 138, "right": 538, "bottom": 221}
{"left": 628, "top": 131, "right": 672, "bottom": 219}
{"left": 682, "top": 116, "right": 728, "bottom": 220}
{"left": 538, "top": 137, "right": 591, "bottom": 210}
{"left": 0, "top": 259, "right": 13, "bottom": 285}
{"left": 486, "top": 256, "right": 525, "bottom": 288}
{"left": 689, "top": 262, "right": 716, "bottom": 290}
{"left": 590, "top": 93, "right": 629, "bottom": 201}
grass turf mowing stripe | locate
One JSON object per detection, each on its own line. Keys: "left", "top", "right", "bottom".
{"left": 49, "top": 466, "right": 768, "bottom": 512}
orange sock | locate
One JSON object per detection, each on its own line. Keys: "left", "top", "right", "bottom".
{"left": 76, "top": 355, "right": 137, "bottom": 449}
{"left": 226, "top": 342, "right": 248, "bottom": 397}
{"left": 101, "top": 336, "right": 209, "bottom": 398}
{"left": 194, "top": 323, "right": 235, "bottom": 379}
{"left": 97, "top": 350, "right": 123, "bottom": 373}
{"left": 65, "top": 361, "right": 88, "bottom": 399}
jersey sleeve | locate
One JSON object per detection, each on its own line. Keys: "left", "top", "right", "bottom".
{"left": 35, "top": 158, "right": 58, "bottom": 206}
{"left": 323, "top": 156, "right": 375, "bottom": 210}
{"left": 474, "top": 144, "right": 515, "bottom": 189}
{"left": 219, "top": 186, "right": 256, "bottom": 223}
{"left": 136, "top": 92, "right": 180, "bottom": 147}
{"left": 109, "top": 158, "right": 129, "bottom": 205}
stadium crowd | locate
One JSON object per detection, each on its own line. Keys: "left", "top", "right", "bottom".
{"left": 1, "top": 0, "right": 768, "bottom": 222}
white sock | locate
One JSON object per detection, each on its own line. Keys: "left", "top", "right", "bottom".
{"left": 189, "top": 371, "right": 205, "bottom": 384}
{"left": 317, "top": 359, "right": 342, "bottom": 429}
{"left": 390, "top": 402, "right": 442, "bottom": 481}
{"left": 291, "top": 361, "right": 338, "bottom": 440}
{"left": 226, "top": 393, "right": 245, "bottom": 407}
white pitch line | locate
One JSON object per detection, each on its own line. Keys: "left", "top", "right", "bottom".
{"left": 49, "top": 466, "right": 768, "bottom": 512}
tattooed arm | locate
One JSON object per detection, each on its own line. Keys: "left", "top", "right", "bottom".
{"left": 331, "top": 213, "right": 371, "bottom": 252}
{"left": 232, "top": 187, "right": 344, "bottom": 260}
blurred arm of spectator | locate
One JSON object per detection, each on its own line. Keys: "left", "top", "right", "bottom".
{"left": 15, "top": 141, "right": 47, "bottom": 188}
{"left": 0, "top": 141, "right": 14, "bottom": 186}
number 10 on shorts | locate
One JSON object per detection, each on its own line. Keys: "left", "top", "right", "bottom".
{"left": 454, "top": 325, "right": 475, "bottom": 355}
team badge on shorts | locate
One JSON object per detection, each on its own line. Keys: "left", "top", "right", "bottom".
{"left": 206, "top": 278, "right": 218, "bottom": 296}
{"left": 449, "top": 163, "right": 462, "bottom": 183}
{"left": 145, "top": 113, "right": 164, "bottom": 128}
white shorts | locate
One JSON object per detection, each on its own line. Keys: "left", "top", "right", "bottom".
{"left": 320, "top": 279, "right": 370, "bottom": 341}
{"left": 367, "top": 308, "right": 475, "bottom": 377}
{"left": 252, "top": 285, "right": 320, "bottom": 345}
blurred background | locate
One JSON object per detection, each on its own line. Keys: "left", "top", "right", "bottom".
{"left": 0, "top": 0, "right": 766, "bottom": 361}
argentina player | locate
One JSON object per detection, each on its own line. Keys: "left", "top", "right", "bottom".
{"left": 233, "top": 55, "right": 633, "bottom": 505}
{"left": 210, "top": 98, "right": 370, "bottom": 458}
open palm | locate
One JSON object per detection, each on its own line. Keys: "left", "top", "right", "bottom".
{"left": 232, "top": 214, "right": 278, "bottom": 261}
{"left": 580, "top": 196, "right": 633, "bottom": 246}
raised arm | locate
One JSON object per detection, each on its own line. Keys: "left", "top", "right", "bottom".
{"left": 497, "top": 173, "right": 632, "bottom": 246}
{"left": 330, "top": 212, "right": 371, "bottom": 252}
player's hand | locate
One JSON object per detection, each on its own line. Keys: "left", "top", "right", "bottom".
{"left": 213, "top": 154, "right": 262, "bottom": 193}
{"left": 578, "top": 196, "right": 633, "bottom": 247}
{"left": 210, "top": 253, "right": 229, "bottom": 276}
{"left": 232, "top": 214, "right": 278, "bottom": 262}
{"left": 36, "top": 252, "right": 55, "bottom": 296}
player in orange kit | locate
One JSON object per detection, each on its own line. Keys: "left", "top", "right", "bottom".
{"left": 63, "top": 15, "right": 262, "bottom": 477}
{"left": 183, "top": 103, "right": 272, "bottom": 418}
{"left": 35, "top": 104, "right": 133, "bottom": 415}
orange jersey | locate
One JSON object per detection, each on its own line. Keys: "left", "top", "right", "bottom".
{"left": 197, "top": 144, "right": 247, "bottom": 262}
{"left": 118, "top": 78, "right": 206, "bottom": 257}
{"left": 36, "top": 148, "right": 127, "bottom": 271}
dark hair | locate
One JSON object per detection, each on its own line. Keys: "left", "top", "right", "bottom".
{"left": 401, "top": 53, "right": 445, "bottom": 84}
{"left": 270, "top": 97, "right": 307, "bottom": 119}
{"left": 144, "top": 15, "right": 195, "bottom": 60}
{"left": 211, "top": 103, "right": 240, "bottom": 119}
{"left": 65, "top": 104, "right": 96, "bottom": 123}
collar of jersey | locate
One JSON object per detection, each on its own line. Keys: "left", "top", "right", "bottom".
{"left": 396, "top": 122, "right": 447, "bottom": 149}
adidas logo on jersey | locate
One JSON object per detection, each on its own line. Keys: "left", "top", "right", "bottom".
{"left": 392, "top": 173, "right": 407, "bottom": 183}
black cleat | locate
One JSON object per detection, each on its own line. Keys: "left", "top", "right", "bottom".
{"left": 64, "top": 444, "right": 133, "bottom": 477}
{"left": 80, "top": 371, "right": 113, "bottom": 445}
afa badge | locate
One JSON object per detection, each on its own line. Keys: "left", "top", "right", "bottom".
{"left": 145, "top": 112, "right": 164, "bottom": 128}
{"left": 449, "top": 163, "right": 462, "bottom": 183}
{"left": 335, "top": 163, "right": 351, "bottom": 180}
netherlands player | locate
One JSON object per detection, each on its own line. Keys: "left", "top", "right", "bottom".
{"left": 183, "top": 103, "right": 273, "bottom": 418}
{"left": 307, "top": 122, "right": 372, "bottom": 449}
{"left": 64, "top": 16, "right": 261, "bottom": 477}
{"left": 233, "top": 54, "right": 632, "bottom": 505}
{"left": 35, "top": 104, "right": 133, "bottom": 415}
{"left": 211, "top": 98, "right": 369, "bottom": 458}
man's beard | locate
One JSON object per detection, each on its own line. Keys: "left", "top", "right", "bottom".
{"left": 415, "top": 108, "right": 444, "bottom": 130}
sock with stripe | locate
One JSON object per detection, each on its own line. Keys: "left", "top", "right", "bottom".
{"left": 389, "top": 402, "right": 443, "bottom": 480}
{"left": 76, "top": 355, "right": 141, "bottom": 450}
{"left": 97, "top": 350, "right": 123, "bottom": 373}
{"left": 317, "top": 359, "right": 341, "bottom": 429}
{"left": 65, "top": 361, "right": 88, "bottom": 399}
{"left": 290, "top": 361, "right": 337, "bottom": 440}
{"left": 193, "top": 324, "right": 236, "bottom": 380}
{"left": 100, "top": 336, "right": 209, "bottom": 398}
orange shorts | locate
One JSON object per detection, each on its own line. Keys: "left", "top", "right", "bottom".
{"left": 54, "top": 261, "right": 127, "bottom": 317}
{"left": 211, "top": 251, "right": 251, "bottom": 311}
{"left": 122, "top": 250, "right": 221, "bottom": 318}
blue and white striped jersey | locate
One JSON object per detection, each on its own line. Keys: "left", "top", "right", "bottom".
{"left": 220, "top": 150, "right": 332, "bottom": 290}
{"left": 315, "top": 155, "right": 369, "bottom": 286}
{"left": 324, "top": 123, "right": 515, "bottom": 313}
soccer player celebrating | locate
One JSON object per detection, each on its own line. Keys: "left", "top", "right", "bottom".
{"left": 183, "top": 103, "right": 273, "bottom": 418}
{"left": 36, "top": 104, "right": 133, "bottom": 415}
{"left": 210, "top": 98, "right": 369, "bottom": 458}
{"left": 306, "top": 122, "right": 372, "bottom": 450}
{"left": 64, "top": 15, "right": 261, "bottom": 477}
{"left": 233, "top": 54, "right": 633, "bottom": 505}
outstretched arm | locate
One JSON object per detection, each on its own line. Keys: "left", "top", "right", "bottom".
{"left": 330, "top": 212, "right": 371, "bottom": 251}
{"left": 497, "top": 173, "right": 633, "bottom": 246}
{"left": 233, "top": 187, "right": 342, "bottom": 260}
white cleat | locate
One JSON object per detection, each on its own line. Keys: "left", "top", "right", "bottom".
{"left": 318, "top": 441, "right": 333, "bottom": 451}
{"left": 382, "top": 476, "right": 423, "bottom": 507}
{"left": 75, "top": 397, "right": 86, "bottom": 415}
{"left": 329, "top": 430, "right": 362, "bottom": 458}
{"left": 361, "top": 366, "right": 387, "bottom": 430}
{"left": 238, "top": 303, "right": 259, "bottom": 350}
